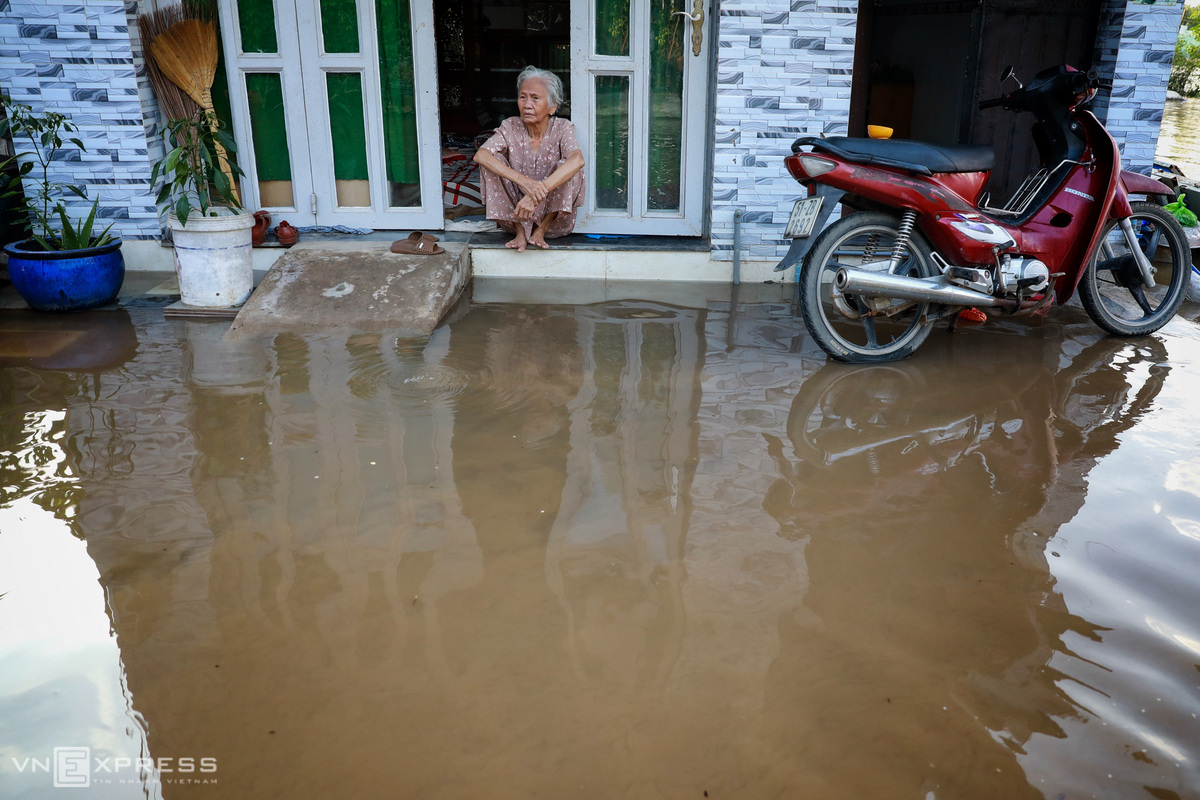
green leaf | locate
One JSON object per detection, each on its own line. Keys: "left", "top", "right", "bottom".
{"left": 212, "top": 165, "right": 230, "bottom": 195}
{"left": 68, "top": 138, "right": 85, "bottom": 152}
{"left": 175, "top": 195, "right": 191, "bottom": 226}
{"left": 216, "top": 128, "right": 238, "bottom": 154}
{"left": 76, "top": 197, "right": 99, "bottom": 245}
{"left": 66, "top": 185, "right": 87, "bottom": 199}
{"left": 92, "top": 220, "right": 116, "bottom": 247}
{"left": 56, "top": 204, "right": 79, "bottom": 250}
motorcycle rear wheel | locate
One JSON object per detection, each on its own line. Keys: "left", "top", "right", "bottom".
{"left": 1078, "top": 202, "right": 1188, "bottom": 337}
{"left": 799, "top": 211, "right": 939, "bottom": 363}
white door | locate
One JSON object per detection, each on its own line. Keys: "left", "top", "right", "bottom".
{"left": 570, "top": 0, "right": 709, "bottom": 235}
{"left": 218, "top": 0, "right": 443, "bottom": 230}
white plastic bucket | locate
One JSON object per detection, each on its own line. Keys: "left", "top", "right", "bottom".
{"left": 169, "top": 209, "right": 255, "bottom": 308}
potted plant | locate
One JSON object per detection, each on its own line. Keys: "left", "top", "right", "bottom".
{"left": 150, "top": 109, "right": 254, "bottom": 308}
{"left": 0, "top": 96, "right": 124, "bottom": 312}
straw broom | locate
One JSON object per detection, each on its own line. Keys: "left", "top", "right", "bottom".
{"left": 149, "top": 17, "right": 241, "bottom": 204}
{"left": 137, "top": 5, "right": 200, "bottom": 125}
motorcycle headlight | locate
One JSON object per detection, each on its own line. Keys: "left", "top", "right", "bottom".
{"left": 798, "top": 155, "right": 837, "bottom": 178}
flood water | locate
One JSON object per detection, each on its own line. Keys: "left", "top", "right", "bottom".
{"left": 1157, "top": 100, "right": 1200, "bottom": 178}
{"left": 2, "top": 284, "right": 1200, "bottom": 799}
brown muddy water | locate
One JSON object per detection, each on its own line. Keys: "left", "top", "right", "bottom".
{"left": 1158, "top": 100, "right": 1200, "bottom": 179}
{"left": 2, "top": 282, "right": 1200, "bottom": 799}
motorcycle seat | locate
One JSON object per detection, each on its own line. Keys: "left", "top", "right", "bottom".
{"left": 797, "top": 137, "right": 996, "bottom": 176}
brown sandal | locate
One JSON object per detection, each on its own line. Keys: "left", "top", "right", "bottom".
{"left": 391, "top": 231, "right": 444, "bottom": 255}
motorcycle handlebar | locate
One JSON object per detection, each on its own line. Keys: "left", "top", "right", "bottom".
{"left": 978, "top": 96, "right": 1008, "bottom": 110}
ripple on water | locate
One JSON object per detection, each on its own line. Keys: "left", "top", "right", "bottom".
{"left": 385, "top": 365, "right": 469, "bottom": 399}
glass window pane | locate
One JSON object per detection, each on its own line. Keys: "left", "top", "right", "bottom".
{"left": 376, "top": 0, "right": 420, "bottom": 207}
{"left": 326, "top": 72, "right": 371, "bottom": 207}
{"left": 321, "top": 0, "right": 360, "bottom": 53}
{"left": 648, "top": 9, "right": 683, "bottom": 211}
{"left": 595, "top": 75, "right": 629, "bottom": 211}
{"left": 595, "top": 0, "right": 629, "bottom": 56}
{"left": 237, "top": 0, "right": 278, "bottom": 53}
{"left": 245, "top": 73, "right": 294, "bottom": 207}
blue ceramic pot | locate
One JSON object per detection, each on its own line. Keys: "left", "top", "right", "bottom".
{"left": 4, "top": 239, "right": 125, "bottom": 312}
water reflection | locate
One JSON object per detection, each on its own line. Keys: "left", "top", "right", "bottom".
{"left": 1157, "top": 101, "right": 1200, "bottom": 178}
{"left": 760, "top": 332, "right": 1178, "bottom": 797}
{"left": 0, "top": 397, "right": 158, "bottom": 799}
{"left": 1, "top": 299, "right": 1198, "bottom": 798}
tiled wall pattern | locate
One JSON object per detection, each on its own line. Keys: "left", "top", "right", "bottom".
{"left": 1092, "top": 0, "right": 1183, "bottom": 176}
{"left": 710, "top": 0, "right": 859, "bottom": 263}
{"left": 0, "top": 0, "right": 1181, "bottom": 253}
{"left": 710, "top": 0, "right": 1183, "bottom": 263}
{"left": 0, "top": 0, "right": 161, "bottom": 239}
{"left": 1089, "top": 0, "right": 1127, "bottom": 125}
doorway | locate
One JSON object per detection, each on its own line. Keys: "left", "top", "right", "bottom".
{"left": 218, "top": 0, "right": 712, "bottom": 235}
{"left": 433, "top": 0, "right": 711, "bottom": 236}
{"left": 849, "top": 0, "right": 1101, "bottom": 202}
{"left": 218, "top": 0, "right": 443, "bottom": 229}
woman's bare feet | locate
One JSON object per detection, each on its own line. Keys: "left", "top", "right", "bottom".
{"left": 505, "top": 226, "right": 529, "bottom": 252}
{"left": 528, "top": 212, "right": 558, "bottom": 250}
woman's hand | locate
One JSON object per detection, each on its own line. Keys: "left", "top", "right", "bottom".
{"left": 520, "top": 178, "right": 549, "bottom": 205}
{"left": 514, "top": 192, "right": 539, "bottom": 221}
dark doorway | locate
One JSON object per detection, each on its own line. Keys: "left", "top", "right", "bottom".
{"left": 849, "top": 0, "right": 1102, "bottom": 203}
{"left": 434, "top": 0, "right": 571, "bottom": 143}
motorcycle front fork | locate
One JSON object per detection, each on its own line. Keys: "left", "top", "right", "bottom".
{"left": 1115, "top": 217, "right": 1157, "bottom": 288}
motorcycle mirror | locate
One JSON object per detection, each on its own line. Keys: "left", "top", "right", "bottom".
{"left": 1001, "top": 65, "right": 1023, "bottom": 88}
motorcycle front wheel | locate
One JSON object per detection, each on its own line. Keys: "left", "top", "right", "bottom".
{"left": 799, "top": 211, "right": 939, "bottom": 363}
{"left": 1078, "top": 202, "right": 1188, "bottom": 337}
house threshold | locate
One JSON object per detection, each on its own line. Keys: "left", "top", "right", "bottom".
{"left": 125, "top": 230, "right": 784, "bottom": 283}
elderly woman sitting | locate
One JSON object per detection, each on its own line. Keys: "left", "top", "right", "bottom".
{"left": 474, "top": 66, "right": 585, "bottom": 252}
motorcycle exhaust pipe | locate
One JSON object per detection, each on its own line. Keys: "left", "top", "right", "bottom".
{"left": 834, "top": 267, "right": 998, "bottom": 307}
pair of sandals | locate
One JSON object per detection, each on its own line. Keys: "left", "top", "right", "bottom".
{"left": 390, "top": 231, "right": 444, "bottom": 255}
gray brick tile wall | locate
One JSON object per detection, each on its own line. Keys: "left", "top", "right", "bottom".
{"left": 0, "top": 0, "right": 160, "bottom": 240}
{"left": 712, "top": 0, "right": 1184, "bottom": 263}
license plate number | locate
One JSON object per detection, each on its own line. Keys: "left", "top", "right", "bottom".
{"left": 785, "top": 197, "right": 823, "bottom": 238}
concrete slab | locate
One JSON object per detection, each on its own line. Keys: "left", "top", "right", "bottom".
{"left": 227, "top": 242, "right": 470, "bottom": 337}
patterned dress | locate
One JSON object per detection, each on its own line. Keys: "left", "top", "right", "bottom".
{"left": 478, "top": 116, "right": 585, "bottom": 238}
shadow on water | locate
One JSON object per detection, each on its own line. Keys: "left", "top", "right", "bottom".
{"left": 1, "top": 296, "right": 1199, "bottom": 798}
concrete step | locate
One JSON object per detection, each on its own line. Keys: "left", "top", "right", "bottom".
{"left": 228, "top": 241, "right": 470, "bottom": 337}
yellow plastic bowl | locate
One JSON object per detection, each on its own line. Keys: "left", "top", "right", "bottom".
{"left": 868, "top": 125, "right": 894, "bottom": 140}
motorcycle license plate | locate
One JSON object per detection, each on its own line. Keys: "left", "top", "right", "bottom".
{"left": 785, "top": 197, "right": 823, "bottom": 238}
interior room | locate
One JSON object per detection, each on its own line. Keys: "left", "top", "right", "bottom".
{"left": 849, "top": 0, "right": 1101, "bottom": 202}
{"left": 434, "top": 0, "right": 571, "bottom": 219}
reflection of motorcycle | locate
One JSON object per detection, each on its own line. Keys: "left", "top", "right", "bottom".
{"left": 776, "top": 64, "right": 1189, "bottom": 363}
{"left": 785, "top": 364, "right": 997, "bottom": 473}
{"left": 765, "top": 334, "right": 1169, "bottom": 530}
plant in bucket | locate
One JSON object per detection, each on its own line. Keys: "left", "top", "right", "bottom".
{"left": 151, "top": 109, "right": 254, "bottom": 308}
{"left": 0, "top": 96, "right": 124, "bottom": 312}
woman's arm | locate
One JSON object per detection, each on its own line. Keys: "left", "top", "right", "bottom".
{"left": 473, "top": 146, "right": 584, "bottom": 203}
{"left": 541, "top": 149, "right": 585, "bottom": 194}
{"left": 511, "top": 150, "right": 584, "bottom": 221}
{"left": 473, "top": 148, "right": 550, "bottom": 205}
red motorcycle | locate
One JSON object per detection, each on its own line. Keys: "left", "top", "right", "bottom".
{"left": 776, "top": 65, "right": 1190, "bottom": 363}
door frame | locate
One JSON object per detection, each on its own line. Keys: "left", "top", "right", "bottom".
{"left": 569, "top": 0, "right": 711, "bottom": 235}
{"left": 217, "top": 0, "right": 444, "bottom": 230}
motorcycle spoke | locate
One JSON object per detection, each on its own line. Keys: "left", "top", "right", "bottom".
{"left": 1129, "top": 285, "right": 1154, "bottom": 316}
{"left": 854, "top": 297, "right": 880, "bottom": 347}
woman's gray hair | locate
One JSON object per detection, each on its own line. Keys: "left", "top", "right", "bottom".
{"left": 516, "top": 66, "right": 563, "bottom": 109}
